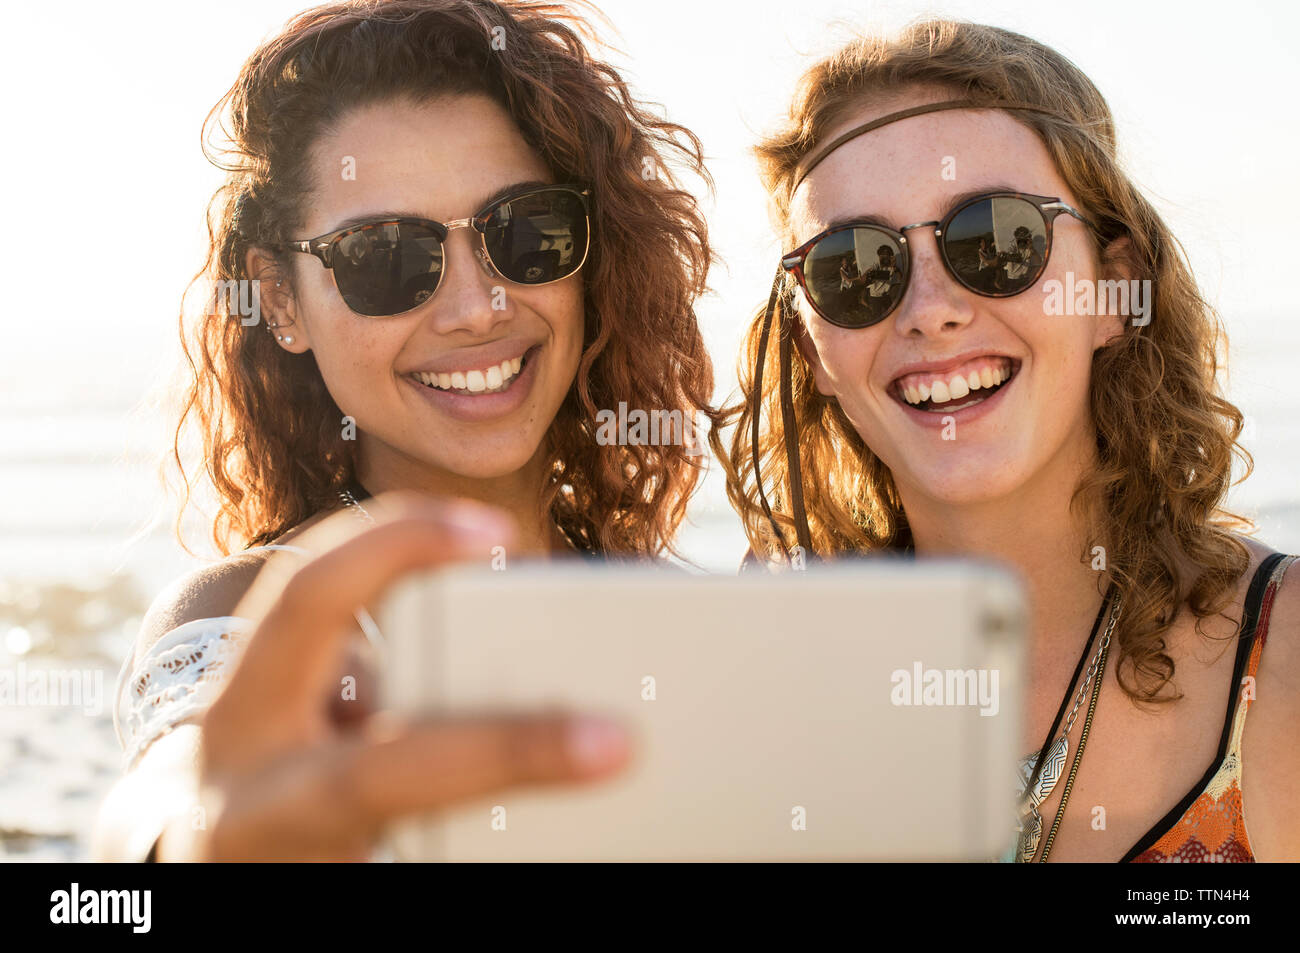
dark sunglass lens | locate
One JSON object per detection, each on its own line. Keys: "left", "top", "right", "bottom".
{"left": 483, "top": 189, "right": 589, "bottom": 285}
{"left": 803, "top": 227, "right": 905, "bottom": 327}
{"left": 944, "top": 196, "right": 1048, "bottom": 296}
{"left": 332, "top": 222, "right": 444, "bottom": 316}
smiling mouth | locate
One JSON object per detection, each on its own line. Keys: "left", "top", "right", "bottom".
{"left": 891, "top": 357, "right": 1020, "bottom": 413}
{"left": 408, "top": 347, "right": 536, "bottom": 396}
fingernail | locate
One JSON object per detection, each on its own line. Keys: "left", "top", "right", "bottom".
{"left": 566, "top": 717, "right": 628, "bottom": 772}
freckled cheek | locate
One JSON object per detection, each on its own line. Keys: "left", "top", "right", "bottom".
{"left": 535, "top": 283, "right": 585, "bottom": 360}
{"left": 311, "top": 311, "right": 409, "bottom": 391}
{"left": 1004, "top": 296, "right": 1090, "bottom": 389}
{"left": 811, "top": 324, "right": 881, "bottom": 405}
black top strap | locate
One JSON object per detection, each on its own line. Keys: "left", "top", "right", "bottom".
{"left": 1118, "top": 550, "right": 1288, "bottom": 862}
{"left": 344, "top": 480, "right": 372, "bottom": 502}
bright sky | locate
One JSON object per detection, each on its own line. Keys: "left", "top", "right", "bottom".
{"left": 2, "top": 0, "right": 1297, "bottom": 567}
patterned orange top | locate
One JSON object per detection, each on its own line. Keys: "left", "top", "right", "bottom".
{"left": 1122, "top": 552, "right": 1296, "bottom": 862}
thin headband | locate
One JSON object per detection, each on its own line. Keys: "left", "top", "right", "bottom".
{"left": 792, "top": 99, "right": 1069, "bottom": 189}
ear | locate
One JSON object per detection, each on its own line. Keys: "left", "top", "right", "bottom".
{"left": 244, "top": 248, "right": 311, "bottom": 354}
{"left": 791, "top": 305, "right": 835, "bottom": 397}
{"left": 1092, "top": 233, "right": 1140, "bottom": 350}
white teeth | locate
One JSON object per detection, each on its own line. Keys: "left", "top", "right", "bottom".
{"left": 413, "top": 353, "right": 528, "bottom": 394}
{"left": 898, "top": 361, "right": 1017, "bottom": 406}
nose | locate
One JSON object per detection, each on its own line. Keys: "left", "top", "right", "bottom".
{"left": 891, "top": 228, "right": 975, "bottom": 338}
{"left": 424, "top": 226, "right": 509, "bottom": 336}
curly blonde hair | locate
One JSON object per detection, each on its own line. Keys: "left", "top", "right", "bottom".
{"left": 171, "top": 0, "right": 716, "bottom": 560}
{"left": 712, "top": 18, "right": 1254, "bottom": 704}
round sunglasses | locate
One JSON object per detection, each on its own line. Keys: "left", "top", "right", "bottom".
{"left": 780, "top": 191, "right": 1098, "bottom": 329}
{"left": 276, "top": 183, "right": 592, "bottom": 317}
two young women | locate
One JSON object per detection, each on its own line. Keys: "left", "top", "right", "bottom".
{"left": 96, "top": 1, "right": 1299, "bottom": 862}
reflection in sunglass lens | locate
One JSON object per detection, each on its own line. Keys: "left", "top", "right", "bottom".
{"left": 332, "top": 222, "right": 444, "bottom": 317}
{"left": 483, "top": 188, "right": 589, "bottom": 285}
{"left": 943, "top": 196, "right": 1048, "bottom": 296}
{"left": 803, "top": 227, "right": 906, "bottom": 327}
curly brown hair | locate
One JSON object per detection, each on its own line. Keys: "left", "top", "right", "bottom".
{"left": 170, "top": 0, "right": 715, "bottom": 560}
{"left": 712, "top": 18, "right": 1254, "bottom": 704}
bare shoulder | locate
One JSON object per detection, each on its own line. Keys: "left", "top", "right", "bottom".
{"left": 132, "top": 552, "right": 274, "bottom": 671}
{"left": 131, "top": 509, "right": 342, "bottom": 670}
{"left": 1255, "top": 541, "right": 1300, "bottom": 682}
{"left": 1231, "top": 535, "right": 1299, "bottom": 659}
{"left": 1237, "top": 536, "right": 1300, "bottom": 860}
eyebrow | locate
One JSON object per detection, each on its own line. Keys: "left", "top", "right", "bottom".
{"left": 326, "top": 179, "right": 555, "bottom": 232}
{"left": 822, "top": 183, "right": 1022, "bottom": 232}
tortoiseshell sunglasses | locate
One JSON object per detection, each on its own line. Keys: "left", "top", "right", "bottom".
{"left": 275, "top": 183, "right": 592, "bottom": 317}
{"left": 780, "top": 191, "right": 1098, "bottom": 329}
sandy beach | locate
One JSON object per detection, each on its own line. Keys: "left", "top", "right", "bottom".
{"left": 0, "top": 574, "right": 145, "bottom": 861}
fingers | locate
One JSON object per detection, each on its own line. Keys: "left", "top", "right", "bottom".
{"left": 208, "top": 493, "right": 514, "bottom": 759}
{"left": 198, "top": 712, "right": 632, "bottom": 861}
{"left": 335, "top": 711, "right": 633, "bottom": 823}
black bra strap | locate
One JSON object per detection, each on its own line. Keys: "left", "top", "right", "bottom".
{"left": 1239, "top": 552, "right": 1287, "bottom": 646}
{"left": 1117, "top": 550, "right": 1287, "bottom": 862}
{"left": 1212, "top": 551, "right": 1288, "bottom": 753}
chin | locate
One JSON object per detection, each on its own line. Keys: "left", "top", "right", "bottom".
{"left": 422, "top": 441, "right": 547, "bottom": 482}
{"left": 893, "top": 448, "right": 1033, "bottom": 507}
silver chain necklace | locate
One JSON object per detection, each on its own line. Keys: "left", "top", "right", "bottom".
{"left": 335, "top": 486, "right": 386, "bottom": 647}
{"left": 338, "top": 487, "right": 375, "bottom": 524}
{"left": 1014, "top": 590, "right": 1122, "bottom": 862}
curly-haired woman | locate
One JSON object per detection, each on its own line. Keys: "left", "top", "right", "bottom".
{"left": 715, "top": 19, "right": 1299, "bottom": 861}
{"left": 95, "top": 0, "right": 714, "bottom": 861}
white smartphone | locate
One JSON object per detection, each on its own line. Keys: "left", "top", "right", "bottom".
{"left": 377, "top": 559, "right": 1025, "bottom": 861}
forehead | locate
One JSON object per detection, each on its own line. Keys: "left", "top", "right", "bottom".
{"left": 303, "top": 93, "right": 551, "bottom": 231}
{"left": 789, "top": 103, "right": 1067, "bottom": 240}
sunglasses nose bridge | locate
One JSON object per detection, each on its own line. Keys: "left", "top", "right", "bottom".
{"left": 896, "top": 220, "right": 944, "bottom": 279}
{"left": 438, "top": 220, "right": 500, "bottom": 279}
{"left": 897, "top": 220, "right": 942, "bottom": 247}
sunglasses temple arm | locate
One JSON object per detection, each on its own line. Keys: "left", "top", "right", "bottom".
{"left": 1045, "top": 201, "right": 1098, "bottom": 232}
{"left": 752, "top": 269, "right": 793, "bottom": 562}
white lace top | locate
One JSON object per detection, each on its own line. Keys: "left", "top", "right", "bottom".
{"left": 113, "top": 615, "right": 252, "bottom": 769}
{"left": 112, "top": 543, "right": 386, "bottom": 769}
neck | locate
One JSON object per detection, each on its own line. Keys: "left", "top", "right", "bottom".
{"left": 354, "top": 437, "right": 561, "bottom": 557}
{"left": 898, "top": 437, "right": 1108, "bottom": 654}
